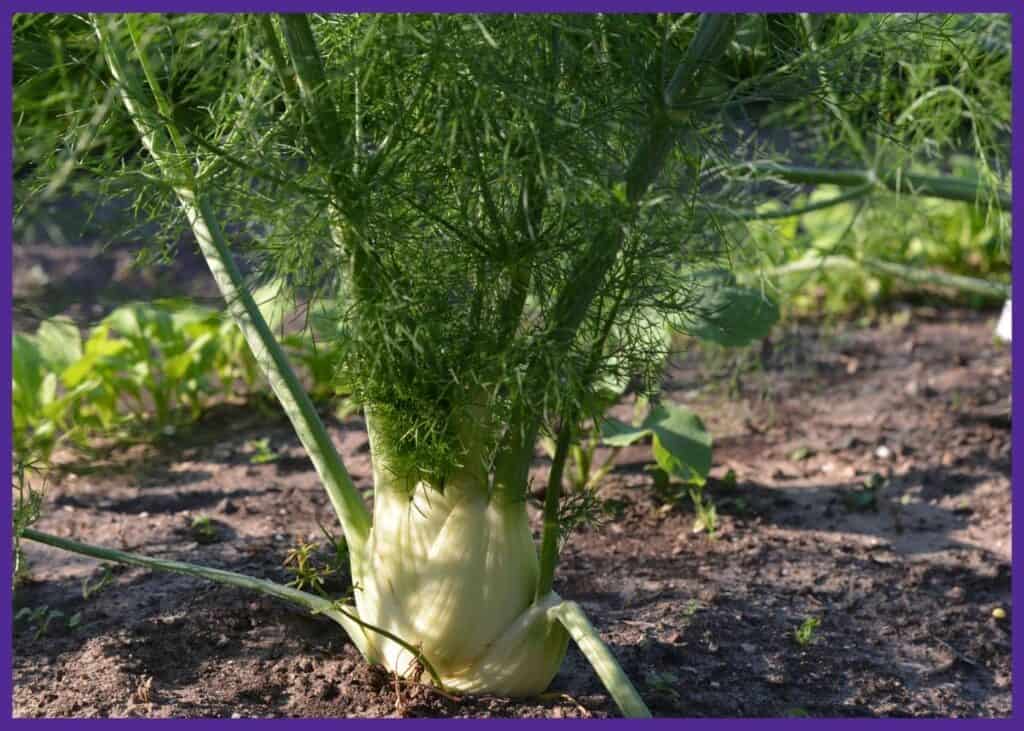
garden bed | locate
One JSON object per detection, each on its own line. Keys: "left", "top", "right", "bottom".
{"left": 13, "top": 306, "right": 1012, "bottom": 718}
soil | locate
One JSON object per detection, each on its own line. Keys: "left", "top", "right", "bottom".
{"left": 11, "top": 242, "right": 1013, "bottom": 718}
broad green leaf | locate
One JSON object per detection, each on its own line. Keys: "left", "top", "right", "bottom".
{"left": 648, "top": 404, "right": 712, "bottom": 485}
{"left": 680, "top": 269, "right": 779, "bottom": 347}
{"left": 103, "top": 303, "right": 175, "bottom": 343}
{"left": 34, "top": 316, "right": 82, "bottom": 371}
{"left": 601, "top": 403, "right": 712, "bottom": 485}
{"left": 600, "top": 417, "right": 650, "bottom": 447}
{"left": 12, "top": 334, "right": 44, "bottom": 408}
{"left": 62, "top": 334, "right": 131, "bottom": 387}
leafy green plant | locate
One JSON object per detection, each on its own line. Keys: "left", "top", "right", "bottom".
{"left": 11, "top": 296, "right": 354, "bottom": 463}
{"left": 644, "top": 670, "right": 681, "bottom": 704}
{"left": 747, "top": 178, "right": 1010, "bottom": 316}
{"left": 190, "top": 515, "right": 220, "bottom": 544}
{"left": 794, "top": 616, "right": 821, "bottom": 647}
{"left": 15, "top": 605, "right": 80, "bottom": 639}
{"left": 81, "top": 567, "right": 114, "bottom": 600}
{"left": 283, "top": 539, "right": 336, "bottom": 597}
{"left": 246, "top": 438, "right": 281, "bottom": 465}
{"left": 843, "top": 473, "right": 885, "bottom": 512}
{"left": 15, "top": 11, "right": 1009, "bottom": 718}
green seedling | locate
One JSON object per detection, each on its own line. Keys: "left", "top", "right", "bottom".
{"left": 82, "top": 566, "right": 114, "bottom": 600}
{"left": 190, "top": 515, "right": 220, "bottom": 544}
{"left": 283, "top": 539, "right": 335, "bottom": 597}
{"left": 247, "top": 438, "right": 281, "bottom": 464}
{"left": 843, "top": 473, "right": 885, "bottom": 512}
{"left": 16, "top": 606, "right": 79, "bottom": 639}
{"left": 644, "top": 670, "right": 681, "bottom": 704}
{"left": 794, "top": 617, "right": 821, "bottom": 647}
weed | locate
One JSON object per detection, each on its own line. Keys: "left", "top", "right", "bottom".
{"left": 843, "top": 473, "right": 885, "bottom": 512}
{"left": 794, "top": 616, "right": 821, "bottom": 647}
{"left": 190, "top": 515, "right": 219, "bottom": 544}
{"left": 681, "top": 599, "right": 702, "bottom": 622}
{"left": 247, "top": 437, "right": 281, "bottom": 464}
{"left": 12, "top": 458, "right": 47, "bottom": 588}
{"left": 644, "top": 670, "right": 681, "bottom": 704}
{"left": 16, "top": 605, "right": 80, "bottom": 639}
{"left": 82, "top": 566, "right": 114, "bottom": 600}
{"left": 283, "top": 539, "right": 335, "bottom": 597}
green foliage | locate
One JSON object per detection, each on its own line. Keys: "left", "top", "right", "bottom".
{"left": 794, "top": 616, "right": 821, "bottom": 647}
{"left": 747, "top": 180, "right": 1011, "bottom": 315}
{"left": 17, "top": 13, "right": 1008, "bottom": 492}
{"left": 15, "top": 605, "right": 81, "bottom": 639}
{"left": 11, "top": 297, "right": 351, "bottom": 463}
{"left": 602, "top": 403, "right": 713, "bottom": 487}
{"left": 12, "top": 458, "right": 46, "bottom": 588}
{"left": 81, "top": 566, "right": 114, "bottom": 600}
{"left": 677, "top": 270, "right": 780, "bottom": 347}
{"left": 843, "top": 472, "right": 885, "bottom": 512}
{"left": 246, "top": 438, "right": 282, "bottom": 465}
{"left": 643, "top": 670, "right": 681, "bottom": 704}
{"left": 190, "top": 515, "right": 220, "bottom": 544}
{"left": 283, "top": 539, "right": 336, "bottom": 597}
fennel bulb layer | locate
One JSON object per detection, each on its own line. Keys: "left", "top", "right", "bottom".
{"left": 354, "top": 418, "right": 568, "bottom": 695}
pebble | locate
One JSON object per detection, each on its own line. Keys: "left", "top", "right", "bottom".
{"left": 874, "top": 445, "right": 892, "bottom": 460}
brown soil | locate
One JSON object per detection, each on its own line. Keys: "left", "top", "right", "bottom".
{"left": 11, "top": 240, "right": 1013, "bottom": 718}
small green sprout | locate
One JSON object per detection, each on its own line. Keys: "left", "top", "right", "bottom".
{"left": 82, "top": 566, "right": 114, "bottom": 600}
{"left": 283, "top": 540, "right": 335, "bottom": 597}
{"left": 794, "top": 617, "right": 821, "bottom": 647}
{"left": 191, "top": 515, "right": 219, "bottom": 544}
{"left": 248, "top": 438, "right": 280, "bottom": 464}
{"left": 644, "top": 670, "right": 681, "bottom": 703}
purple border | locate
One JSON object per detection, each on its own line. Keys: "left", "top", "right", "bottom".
{"left": 2, "top": 2, "right": 1022, "bottom": 12}
{"left": 2, "top": 2, "right": 1019, "bottom": 724}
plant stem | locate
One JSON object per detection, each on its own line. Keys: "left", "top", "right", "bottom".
{"left": 718, "top": 183, "right": 874, "bottom": 221}
{"left": 550, "top": 601, "right": 652, "bottom": 718}
{"left": 257, "top": 15, "right": 300, "bottom": 106}
{"left": 277, "top": 14, "right": 348, "bottom": 171}
{"left": 745, "top": 162, "right": 1011, "bottom": 211}
{"left": 535, "top": 421, "right": 571, "bottom": 601}
{"left": 21, "top": 527, "right": 372, "bottom": 659}
{"left": 495, "top": 13, "right": 739, "bottom": 506}
{"left": 799, "top": 13, "right": 872, "bottom": 168}
{"left": 766, "top": 254, "right": 1008, "bottom": 299}
{"left": 93, "top": 16, "right": 372, "bottom": 571}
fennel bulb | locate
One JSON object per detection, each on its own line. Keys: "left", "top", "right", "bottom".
{"left": 356, "top": 415, "right": 569, "bottom": 695}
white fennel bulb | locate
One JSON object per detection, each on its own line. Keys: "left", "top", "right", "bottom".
{"left": 355, "top": 414, "right": 568, "bottom": 695}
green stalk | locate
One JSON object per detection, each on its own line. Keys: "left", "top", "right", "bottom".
{"left": 93, "top": 16, "right": 372, "bottom": 572}
{"left": 278, "top": 14, "right": 349, "bottom": 173}
{"left": 549, "top": 601, "right": 651, "bottom": 718}
{"left": 718, "top": 183, "right": 874, "bottom": 221}
{"left": 766, "top": 254, "right": 1009, "bottom": 299}
{"left": 494, "top": 13, "right": 740, "bottom": 506}
{"left": 21, "top": 528, "right": 446, "bottom": 690}
{"left": 745, "top": 162, "right": 1011, "bottom": 212}
{"left": 257, "top": 15, "right": 300, "bottom": 106}
{"left": 21, "top": 527, "right": 371, "bottom": 659}
{"left": 535, "top": 422, "right": 571, "bottom": 601}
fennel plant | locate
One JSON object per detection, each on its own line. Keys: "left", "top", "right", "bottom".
{"left": 14, "top": 12, "right": 1010, "bottom": 717}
